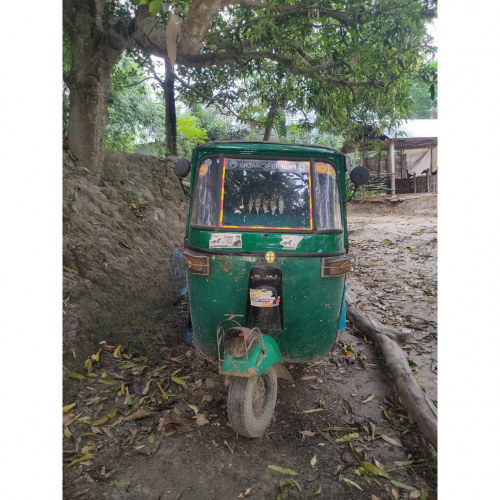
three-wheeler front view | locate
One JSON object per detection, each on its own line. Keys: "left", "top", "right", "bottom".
{"left": 176, "top": 140, "right": 369, "bottom": 437}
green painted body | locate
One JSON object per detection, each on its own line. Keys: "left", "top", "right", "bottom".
{"left": 221, "top": 334, "right": 283, "bottom": 376}
{"left": 185, "top": 141, "right": 349, "bottom": 363}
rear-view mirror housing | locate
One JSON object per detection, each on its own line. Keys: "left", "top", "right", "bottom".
{"left": 349, "top": 166, "right": 370, "bottom": 187}
{"left": 174, "top": 158, "right": 191, "bottom": 179}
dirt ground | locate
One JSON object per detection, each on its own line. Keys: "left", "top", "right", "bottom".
{"left": 63, "top": 195, "right": 437, "bottom": 500}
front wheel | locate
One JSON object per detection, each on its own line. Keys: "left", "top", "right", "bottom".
{"left": 227, "top": 366, "right": 278, "bottom": 438}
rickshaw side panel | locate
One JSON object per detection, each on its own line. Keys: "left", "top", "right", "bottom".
{"left": 278, "top": 257, "right": 345, "bottom": 361}
{"left": 187, "top": 255, "right": 256, "bottom": 355}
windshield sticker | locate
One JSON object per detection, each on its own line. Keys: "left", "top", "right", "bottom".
{"left": 250, "top": 288, "right": 280, "bottom": 308}
{"left": 315, "top": 162, "right": 328, "bottom": 174}
{"left": 327, "top": 165, "right": 336, "bottom": 177}
{"left": 209, "top": 233, "right": 242, "bottom": 249}
{"left": 226, "top": 158, "right": 308, "bottom": 172}
{"left": 199, "top": 164, "right": 209, "bottom": 177}
{"left": 280, "top": 235, "right": 303, "bottom": 250}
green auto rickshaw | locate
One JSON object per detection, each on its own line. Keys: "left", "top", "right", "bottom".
{"left": 175, "top": 140, "right": 369, "bottom": 437}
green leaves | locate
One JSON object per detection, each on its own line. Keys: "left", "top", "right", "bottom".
{"left": 148, "top": 0, "right": 163, "bottom": 16}
{"left": 335, "top": 432, "right": 359, "bottom": 443}
{"left": 360, "top": 461, "right": 390, "bottom": 478}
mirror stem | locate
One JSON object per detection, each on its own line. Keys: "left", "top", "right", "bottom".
{"left": 347, "top": 185, "right": 359, "bottom": 203}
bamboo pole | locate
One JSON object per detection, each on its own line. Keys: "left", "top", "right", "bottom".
{"left": 388, "top": 139, "right": 396, "bottom": 197}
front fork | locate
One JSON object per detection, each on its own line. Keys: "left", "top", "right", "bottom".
{"left": 216, "top": 319, "right": 292, "bottom": 382}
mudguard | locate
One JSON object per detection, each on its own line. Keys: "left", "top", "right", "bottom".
{"left": 221, "top": 334, "right": 293, "bottom": 381}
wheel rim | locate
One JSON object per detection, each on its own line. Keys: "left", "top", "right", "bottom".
{"left": 252, "top": 372, "right": 271, "bottom": 418}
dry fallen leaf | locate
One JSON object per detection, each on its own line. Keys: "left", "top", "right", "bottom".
{"left": 102, "top": 427, "right": 114, "bottom": 439}
{"left": 311, "top": 485, "right": 321, "bottom": 496}
{"left": 362, "top": 394, "right": 374, "bottom": 403}
{"left": 361, "top": 461, "right": 389, "bottom": 478}
{"left": 195, "top": 413, "right": 209, "bottom": 426}
{"left": 268, "top": 464, "right": 298, "bottom": 476}
{"left": 299, "top": 431, "right": 316, "bottom": 441}
{"left": 113, "top": 344, "right": 122, "bottom": 358}
{"left": 392, "top": 488, "right": 399, "bottom": 499}
{"left": 391, "top": 480, "right": 415, "bottom": 491}
{"left": 310, "top": 454, "right": 317, "bottom": 467}
{"left": 204, "top": 377, "right": 216, "bottom": 388}
{"left": 343, "top": 478, "right": 363, "bottom": 491}
{"left": 156, "top": 381, "right": 168, "bottom": 400}
{"left": 188, "top": 404, "right": 199, "bottom": 415}
{"left": 67, "top": 454, "right": 94, "bottom": 468}
{"left": 93, "top": 409, "right": 117, "bottom": 426}
{"left": 301, "top": 408, "right": 324, "bottom": 414}
{"left": 380, "top": 434, "right": 402, "bottom": 447}
{"left": 123, "top": 409, "right": 152, "bottom": 421}
{"left": 142, "top": 380, "right": 152, "bottom": 396}
{"left": 394, "top": 460, "right": 413, "bottom": 467}
{"left": 63, "top": 403, "right": 77, "bottom": 414}
{"left": 171, "top": 375, "right": 187, "bottom": 387}
{"left": 409, "top": 491, "right": 421, "bottom": 499}
{"left": 238, "top": 487, "right": 251, "bottom": 498}
{"left": 158, "top": 413, "right": 190, "bottom": 434}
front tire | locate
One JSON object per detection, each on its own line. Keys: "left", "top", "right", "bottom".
{"left": 227, "top": 366, "right": 278, "bottom": 438}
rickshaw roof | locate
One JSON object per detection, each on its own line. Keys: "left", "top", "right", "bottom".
{"left": 193, "top": 140, "right": 344, "bottom": 160}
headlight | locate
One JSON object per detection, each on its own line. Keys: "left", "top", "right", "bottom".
{"left": 183, "top": 250, "right": 210, "bottom": 275}
{"left": 320, "top": 256, "right": 351, "bottom": 277}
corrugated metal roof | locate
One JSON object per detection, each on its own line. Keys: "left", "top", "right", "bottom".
{"left": 385, "top": 119, "right": 438, "bottom": 139}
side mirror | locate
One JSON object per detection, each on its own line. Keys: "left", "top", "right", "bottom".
{"left": 349, "top": 166, "right": 370, "bottom": 187}
{"left": 174, "top": 158, "right": 191, "bottom": 179}
{"left": 174, "top": 158, "right": 191, "bottom": 196}
{"left": 347, "top": 166, "right": 370, "bottom": 202}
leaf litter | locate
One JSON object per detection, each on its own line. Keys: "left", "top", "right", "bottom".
{"left": 64, "top": 225, "right": 437, "bottom": 497}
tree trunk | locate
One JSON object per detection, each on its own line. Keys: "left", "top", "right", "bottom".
{"left": 66, "top": 62, "right": 116, "bottom": 179}
{"left": 163, "top": 59, "right": 177, "bottom": 155}
{"left": 263, "top": 104, "right": 279, "bottom": 141}
{"left": 345, "top": 293, "right": 437, "bottom": 450}
{"left": 64, "top": 0, "right": 126, "bottom": 179}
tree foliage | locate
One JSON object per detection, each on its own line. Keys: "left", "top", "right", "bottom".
{"left": 106, "top": 54, "right": 165, "bottom": 152}
{"left": 63, "top": 0, "right": 436, "bottom": 174}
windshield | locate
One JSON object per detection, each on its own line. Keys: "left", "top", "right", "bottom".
{"left": 220, "top": 157, "right": 313, "bottom": 230}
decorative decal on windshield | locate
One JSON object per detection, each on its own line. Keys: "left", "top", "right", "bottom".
{"left": 315, "top": 162, "right": 328, "bottom": 174}
{"left": 198, "top": 164, "right": 209, "bottom": 177}
{"left": 316, "top": 162, "right": 335, "bottom": 178}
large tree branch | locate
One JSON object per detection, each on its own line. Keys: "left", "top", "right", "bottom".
{"left": 174, "top": 73, "right": 267, "bottom": 126}
{"left": 346, "top": 293, "right": 437, "bottom": 450}
{"left": 177, "top": 49, "right": 380, "bottom": 89}
{"left": 225, "top": 1, "right": 357, "bottom": 25}
{"left": 178, "top": 0, "right": 228, "bottom": 55}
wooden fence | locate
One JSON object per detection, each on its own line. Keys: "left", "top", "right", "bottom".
{"left": 355, "top": 172, "right": 437, "bottom": 196}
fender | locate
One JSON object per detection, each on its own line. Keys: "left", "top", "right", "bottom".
{"left": 221, "top": 334, "right": 293, "bottom": 381}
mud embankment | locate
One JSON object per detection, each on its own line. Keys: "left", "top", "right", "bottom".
{"left": 63, "top": 150, "right": 188, "bottom": 388}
